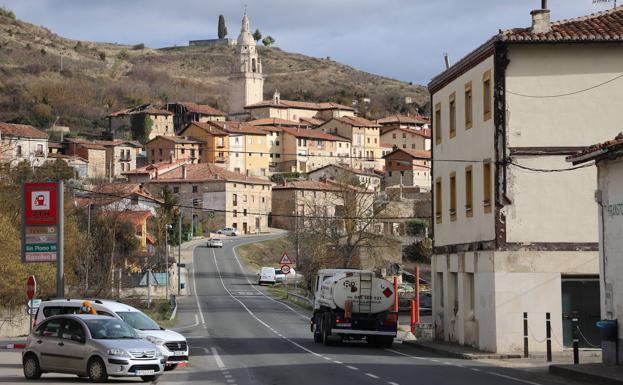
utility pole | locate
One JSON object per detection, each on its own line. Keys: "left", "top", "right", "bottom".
{"left": 165, "top": 224, "right": 172, "bottom": 300}
{"left": 86, "top": 203, "right": 92, "bottom": 292}
{"left": 178, "top": 211, "right": 182, "bottom": 295}
{"left": 57, "top": 182, "right": 65, "bottom": 298}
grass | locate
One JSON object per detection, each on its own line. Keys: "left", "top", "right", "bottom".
{"left": 132, "top": 299, "right": 177, "bottom": 329}
{"left": 237, "top": 236, "right": 295, "bottom": 272}
{"left": 267, "top": 284, "right": 313, "bottom": 311}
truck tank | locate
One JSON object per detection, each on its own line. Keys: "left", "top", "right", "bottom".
{"left": 318, "top": 272, "right": 395, "bottom": 314}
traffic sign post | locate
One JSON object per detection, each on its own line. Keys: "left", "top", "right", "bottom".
{"left": 278, "top": 253, "right": 293, "bottom": 298}
{"left": 26, "top": 276, "right": 36, "bottom": 333}
{"left": 22, "top": 182, "right": 64, "bottom": 298}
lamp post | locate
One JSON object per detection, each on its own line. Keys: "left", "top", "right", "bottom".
{"left": 165, "top": 224, "right": 172, "bottom": 300}
{"left": 178, "top": 211, "right": 182, "bottom": 295}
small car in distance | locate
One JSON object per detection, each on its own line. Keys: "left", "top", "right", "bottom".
{"left": 258, "top": 267, "right": 276, "bottom": 285}
{"left": 22, "top": 314, "right": 164, "bottom": 382}
{"left": 206, "top": 238, "right": 224, "bottom": 248}
{"left": 217, "top": 227, "right": 240, "bottom": 236}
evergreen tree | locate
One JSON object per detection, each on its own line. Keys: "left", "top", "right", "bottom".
{"left": 253, "top": 29, "right": 262, "bottom": 42}
{"left": 218, "top": 15, "right": 228, "bottom": 39}
{"left": 262, "top": 36, "right": 275, "bottom": 47}
{"left": 130, "top": 114, "right": 153, "bottom": 145}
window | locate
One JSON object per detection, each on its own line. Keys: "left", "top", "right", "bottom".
{"left": 465, "top": 81, "right": 473, "bottom": 129}
{"left": 402, "top": 133, "right": 406, "bottom": 139}
{"left": 484, "top": 161, "right": 492, "bottom": 213}
{"left": 276, "top": 154, "right": 281, "bottom": 158}
{"left": 120, "top": 163, "right": 125, "bottom": 172}
{"left": 159, "top": 149, "right": 163, "bottom": 155}
{"left": 411, "top": 143, "right": 415, "bottom": 149}
{"left": 192, "top": 185, "right": 198, "bottom": 193}
{"left": 40, "top": 319, "right": 63, "bottom": 338}
{"left": 233, "top": 209, "right": 237, "bottom": 217}
{"left": 233, "top": 194, "right": 238, "bottom": 206}
{"left": 262, "top": 197, "right": 265, "bottom": 203}
{"left": 193, "top": 198, "right": 199, "bottom": 207}
{"left": 434, "top": 103, "right": 442, "bottom": 145}
{"left": 16, "top": 145, "right": 22, "bottom": 156}
{"left": 449, "top": 92, "right": 456, "bottom": 138}
{"left": 243, "top": 194, "right": 248, "bottom": 203}
{"left": 483, "top": 70, "right": 492, "bottom": 121}
{"left": 392, "top": 133, "right": 396, "bottom": 139}
{"left": 243, "top": 209, "right": 247, "bottom": 216}
{"left": 173, "top": 186, "right": 179, "bottom": 193}
{"left": 275, "top": 140, "right": 280, "bottom": 146}
{"left": 402, "top": 144, "right": 406, "bottom": 149}
{"left": 151, "top": 149, "right": 154, "bottom": 156}
{"left": 248, "top": 137, "right": 253, "bottom": 144}
{"left": 465, "top": 166, "right": 473, "bottom": 218}
{"left": 435, "top": 177, "right": 442, "bottom": 224}
{"left": 450, "top": 172, "right": 457, "bottom": 221}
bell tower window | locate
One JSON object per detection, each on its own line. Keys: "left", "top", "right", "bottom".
{"left": 252, "top": 58, "right": 257, "bottom": 73}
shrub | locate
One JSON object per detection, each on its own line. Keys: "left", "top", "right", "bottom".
{"left": 117, "top": 49, "right": 129, "bottom": 60}
{"left": 0, "top": 6, "right": 15, "bottom": 19}
{"left": 98, "top": 51, "right": 106, "bottom": 61}
{"left": 406, "top": 218, "right": 428, "bottom": 237}
{"left": 270, "top": 172, "right": 301, "bottom": 184}
{"left": 132, "top": 43, "right": 145, "bottom": 50}
{"left": 403, "top": 238, "right": 432, "bottom": 264}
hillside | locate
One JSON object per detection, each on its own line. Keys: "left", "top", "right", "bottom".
{"left": 0, "top": 13, "right": 429, "bottom": 134}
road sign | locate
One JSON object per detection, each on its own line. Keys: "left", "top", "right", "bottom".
{"left": 281, "top": 265, "right": 291, "bottom": 275}
{"left": 26, "top": 276, "right": 36, "bottom": 300}
{"left": 279, "top": 252, "right": 292, "bottom": 265}
{"left": 24, "top": 183, "right": 58, "bottom": 226}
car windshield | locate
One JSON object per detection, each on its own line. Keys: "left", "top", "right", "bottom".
{"left": 116, "top": 311, "right": 161, "bottom": 331}
{"left": 84, "top": 318, "right": 138, "bottom": 339}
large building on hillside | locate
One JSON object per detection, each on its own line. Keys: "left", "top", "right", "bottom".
{"left": 430, "top": 5, "right": 623, "bottom": 353}
{"left": 228, "top": 14, "right": 265, "bottom": 117}
{"left": 107, "top": 104, "right": 174, "bottom": 140}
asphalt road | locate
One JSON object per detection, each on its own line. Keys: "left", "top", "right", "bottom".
{"left": 0, "top": 234, "right": 584, "bottom": 385}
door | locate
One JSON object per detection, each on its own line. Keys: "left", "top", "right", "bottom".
{"left": 243, "top": 222, "right": 247, "bottom": 234}
{"left": 562, "top": 277, "right": 601, "bottom": 348}
{"left": 59, "top": 319, "right": 88, "bottom": 374}
{"left": 36, "top": 318, "right": 64, "bottom": 371}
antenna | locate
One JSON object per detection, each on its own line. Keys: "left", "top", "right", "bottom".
{"left": 244, "top": 4, "right": 248, "bottom": 15}
{"left": 443, "top": 53, "right": 450, "bottom": 70}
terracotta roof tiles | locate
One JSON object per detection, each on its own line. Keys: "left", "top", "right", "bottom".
{"left": 152, "top": 163, "right": 271, "bottom": 185}
{"left": 0, "top": 122, "right": 48, "bottom": 139}
{"left": 567, "top": 132, "right": 623, "bottom": 164}
{"left": 245, "top": 99, "right": 355, "bottom": 111}
{"left": 377, "top": 115, "right": 430, "bottom": 125}
{"left": 332, "top": 116, "right": 381, "bottom": 128}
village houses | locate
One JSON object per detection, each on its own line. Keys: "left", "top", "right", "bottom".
{"left": 430, "top": 4, "right": 623, "bottom": 353}
{"left": 165, "top": 102, "right": 227, "bottom": 132}
{"left": 379, "top": 116, "right": 431, "bottom": 152}
{"left": 146, "top": 135, "right": 205, "bottom": 164}
{"left": 0, "top": 122, "right": 49, "bottom": 167}
{"left": 108, "top": 104, "right": 175, "bottom": 140}
{"left": 308, "top": 163, "right": 381, "bottom": 192}
{"left": 383, "top": 148, "right": 431, "bottom": 190}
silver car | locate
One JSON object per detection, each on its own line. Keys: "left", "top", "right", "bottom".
{"left": 22, "top": 314, "right": 165, "bottom": 382}
{"left": 206, "top": 238, "right": 224, "bottom": 248}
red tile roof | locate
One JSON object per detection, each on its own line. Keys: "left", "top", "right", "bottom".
{"left": 500, "top": 6, "right": 623, "bottom": 42}
{"left": 381, "top": 126, "right": 431, "bottom": 139}
{"left": 248, "top": 118, "right": 308, "bottom": 127}
{"left": 147, "top": 135, "right": 204, "bottom": 145}
{"left": 332, "top": 116, "right": 381, "bottom": 128}
{"left": 115, "top": 210, "right": 153, "bottom": 225}
{"left": 0, "top": 122, "right": 48, "bottom": 139}
{"left": 210, "top": 121, "right": 267, "bottom": 136}
{"left": 179, "top": 121, "right": 229, "bottom": 136}
{"left": 273, "top": 180, "right": 341, "bottom": 191}
{"left": 245, "top": 99, "right": 355, "bottom": 111}
{"left": 377, "top": 115, "right": 430, "bottom": 125}
{"left": 93, "top": 139, "right": 142, "bottom": 148}
{"left": 108, "top": 104, "right": 173, "bottom": 117}
{"left": 152, "top": 163, "right": 271, "bottom": 185}
{"left": 280, "top": 127, "right": 347, "bottom": 141}
{"left": 123, "top": 159, "right": 189, "bottom": 175}
{"left": 383, "top": 148, "right": 431, "bottom": 160}
{"left": 567, "top": 132, "right": 623, "bottom": 164}
{"left": 299, "top": 117, "right": 326, "bottom": 126}
{"left": 309, "top": 163, "right": 378, "bottom": 177}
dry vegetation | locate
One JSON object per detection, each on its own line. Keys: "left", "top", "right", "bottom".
{"left": 0, "top": 13, "right": 428, "bottom": 134}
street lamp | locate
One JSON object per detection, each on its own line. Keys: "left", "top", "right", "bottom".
{"left": 165, "top": 224, "right": 172, "bottom": 300}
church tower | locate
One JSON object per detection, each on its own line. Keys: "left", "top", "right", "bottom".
{"left": 228, "top": 13, "right": 264, "bottom": 116}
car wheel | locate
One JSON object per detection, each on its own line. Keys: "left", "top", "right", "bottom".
{"left": 23, "top": 353, "right": 42, "bottom": 380}
{"left": 141, "top": 375, "right": 159, "bottom": 382}
{"left": 87, "top": 357, "right": 108, "bottom": 383}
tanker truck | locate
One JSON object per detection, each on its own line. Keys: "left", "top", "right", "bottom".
{"left": 311, "top": 269, "right": 398, "bottom": 347}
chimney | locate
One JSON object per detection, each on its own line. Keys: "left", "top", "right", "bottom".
{"left": 531, "top": 0, "right": 551, "bottom": 34}
{"left": 182, "top": 164, "right": 187, "bottom": 180}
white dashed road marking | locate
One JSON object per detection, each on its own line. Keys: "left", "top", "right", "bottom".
{"left": 366, "top": 373, "right": 380, "bottom": 379}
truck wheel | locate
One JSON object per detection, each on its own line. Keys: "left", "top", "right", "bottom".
{"left": 322, "top": 314, "right": 332, "bottom": 346}
{"left": 378, "top": 336, "right": 393, "bottom": 348}
{"left": 313, "top": 315, "right": 322, "bottom": 343}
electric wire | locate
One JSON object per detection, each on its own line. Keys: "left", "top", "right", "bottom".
{"left": 506, "top": 73, "right": 623, "bottom": 98}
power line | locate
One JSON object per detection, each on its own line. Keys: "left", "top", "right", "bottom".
{"left": 509, "top": 161, "right": 594, "bottom": 173}
{"left": 68, "top": 185, "right": 431, "bottom": 221}
{"left": 506, "top": 73, "right": 623, "bottom": 98}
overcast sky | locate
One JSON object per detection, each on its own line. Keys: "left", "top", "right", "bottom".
{"left": 1, "top": 0, "right": 614, "bottom": 85}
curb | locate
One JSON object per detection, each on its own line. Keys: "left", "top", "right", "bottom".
{"left": 403, "top": 340, "right": 522, "bottom": 360}
{"left": 549, "top": 364, "right": 623, "bottom": 385}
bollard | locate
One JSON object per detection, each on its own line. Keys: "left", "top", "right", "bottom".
{"left": 394, "top": 277, "right": 399, "bottom": 312}
{"left": 410, "top": 299, "right": 416, "bottom": 333}
{"left": 523, "top": 312, "right": 529, "bottom": 358}
{"left": 546, "top": 312, "right": 552, "bottom": 362}
{"left": 415, "top": 265, "right": 420, "bottom": 325}
{"left": 572, "top": 316, "right": 579, "bottom": 364}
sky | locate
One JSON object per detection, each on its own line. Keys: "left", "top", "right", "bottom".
{"left": 1, "top": 0, "right": 615, "bottom": 85}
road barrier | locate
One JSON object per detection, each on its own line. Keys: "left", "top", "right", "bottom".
{"left": 286, "top": 292, "right": 314, "bottom": 307}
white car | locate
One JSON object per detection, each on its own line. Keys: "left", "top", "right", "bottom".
{"left": 274, "top": 267, "right": 296, "bottom": 283}
{"left": 206, "top": 238, "right": 223, "bottom": 248}
{"left": 258, "top": 267, "right": 276, "bottom": 285}
{"left": 217, "top": 227, "right": 240, "bottom": 236}
{"left": 34, "top": 299, "right": 188, "bottom": 371}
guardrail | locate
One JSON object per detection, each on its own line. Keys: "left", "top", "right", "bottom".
{"left": 285, "top": 292, "right": 314, "bottom": 307}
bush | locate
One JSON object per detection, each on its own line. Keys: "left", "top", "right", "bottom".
{"left": 406, "top": 218, "right": 428, "bottom": 237}
{"left": 403, "top": 238, "right": 432, "bottom": 263}
{"left": 270, "top": 172, "right": 301, "bottom": 184}
{"left": 132, "top": 43, "right": 145, "bottom": 50}
{"left": 0, "top": 6, "right": 15, "bottom": 19}
{"left": 98, "top": 51, "right": 106, "bottom": 61}
{"left": 117, "top": 49, "right": 129, "bottom": 60}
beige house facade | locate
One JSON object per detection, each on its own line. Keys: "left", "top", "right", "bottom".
{"left": 430, "top": 6, "right": 622, "bottom": 353}
{"left": 146, "top": 136, "right": 204, "bottom": 164}
{"left": 245, "top": 90, "right": 356, "bottom": 122}
{"left": 0, "top": 122, "right": 49, "bottom": 167}
{"left": 108, "top": 104, "right": 174, "bottom": 139}
{"left": 317, "top": 116, "right": 383, "bottom": 170}
{"left": 380, "top": 126, "right": 431, "bottom": 152}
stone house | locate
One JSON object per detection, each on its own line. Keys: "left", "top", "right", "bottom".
{"left": 430, "top": 5, "right": 623, "bottom": 353}
{"left": 277, "top": 127, "right": 350, "bottom": 173}
{"left": 380, "top": 125, "right": 431, "bottom": 152}
{"left": 123, "top": 160, "right": 190, "bottom": 184}
{"left": 144, "top": 163, "right": 271, "bottom": 234}
{"left": 146, "top": 135, "right": 205, "bottom": 164}
{"left": 177, "top": 122, "right": 229, "bottom": 165}
{"left": 245, "top": 90, "right": 356, "bottom": 122}
{"left": 165, "top": 102, "right": 227, "bottom": 132}
{"left": 316, "top": 116, "right": 383, "bottom": 170}
{"left": 0, "top": 122, "right": 49, "bottom": 167}
{"left": 64, "top": 139, "right": 107, "bottom": 179}
{"left": 383, "top": 148, "right": 431, "bottom": 190}
{"left": 377, "top": 114, "right": 430, "bottom": 134}
{"left": 308, "top": 164, "right": 381, "bottom": 192}
{"left": 108, "top": 104, "right": 175, "bottom": 140}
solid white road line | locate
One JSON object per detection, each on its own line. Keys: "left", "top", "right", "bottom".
{"left": 211, "top": 347, "right": 225, "bottom": 369}
{"left": 172, "top": 314, "right": 200, "bottom": 331}
{"left": 485, "top": 371, "right": 543, "bottom": 385}
{"left": 191, "top": 244, "right": 206, "bottom": 326}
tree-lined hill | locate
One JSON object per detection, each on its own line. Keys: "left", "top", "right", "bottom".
{"left": 0, "top": 12, "right": 429, "bottom": 135}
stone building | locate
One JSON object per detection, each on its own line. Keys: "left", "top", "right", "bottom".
{"left": 383, "top": 148, "right": 431, "bottom": 190}
{"left": 308, "top": 164, "right": 381, "bottom": 192}
{"left": 165, "top": 102, "right": 227, "bottom": 132}
{"left": 228, "top": 13, "right": 264, "bottom": 117}
{"left": 0, "top": 122, "right": 49, "bottom": 167}
{"left": 107, "top": 104, "right": 174, "bottom": 140}
{"left": 430, "top": 5, "right": 622, "bottom": 353}
{"left": 146, "top": 136, "right": 205, "bottom": 164}
{"left": 245, "top": 90, "right": 356, "bottom": 122}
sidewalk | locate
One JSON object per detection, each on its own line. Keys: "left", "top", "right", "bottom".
{"left": 550, "top": 363, "right": 623, "bottom": 385}
{"left": 403, "top": 338, "right": 523, "bottom": 359}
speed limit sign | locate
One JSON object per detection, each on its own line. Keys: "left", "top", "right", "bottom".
{"left": 281, "top": 265, "right": 291, "bottom": 274}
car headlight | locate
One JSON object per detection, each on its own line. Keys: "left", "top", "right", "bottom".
{"left": 107, "top": 348, "right": 130, "bottom": 357}
{"left": 145, "top": 336, "right": 166, "bottom": 346}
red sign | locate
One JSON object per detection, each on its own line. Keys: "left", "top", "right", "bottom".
{"left": 279, "top": 253, "right": 292, "bottom": 265}
{"left": 24, "top": 183, "right": 58, "bottom": 226}
{"left": 26, "top": 276, "right": 36, "bottom": 300}
{"left": 281, "top": 265, "right": 291, "bottom": 275}
{"left": 383, "top": 287, "right": 393, "bottom": 298}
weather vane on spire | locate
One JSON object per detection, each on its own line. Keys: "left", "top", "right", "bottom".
{"left": 244, "top": 4, "right": 247, "bottom": 15}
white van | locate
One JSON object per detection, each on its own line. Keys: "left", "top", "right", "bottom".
{"left": 258, "top": 267, "right": 276, "bottom": 285}
{"left": 34, "top": 299, "right": 188, "bottom": 371}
